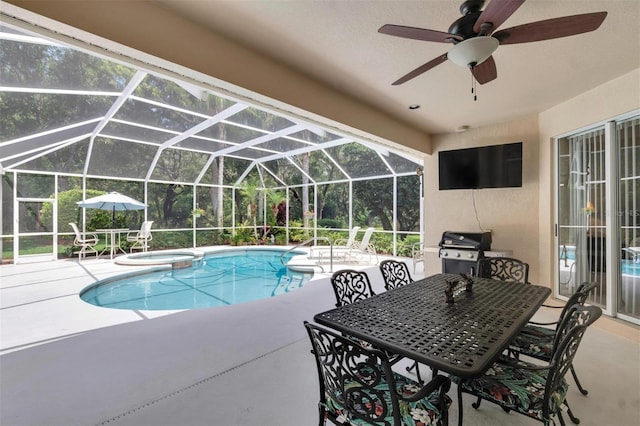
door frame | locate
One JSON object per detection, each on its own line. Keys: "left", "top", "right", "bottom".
{"left": 13, "top": 173, "right": 58, "bottom": 263}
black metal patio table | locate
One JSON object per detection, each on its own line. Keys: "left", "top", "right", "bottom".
{"left": 313, "top": 273, "right": 551, "bottom": 379}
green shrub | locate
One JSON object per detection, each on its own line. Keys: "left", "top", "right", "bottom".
{"left": 318, "top": 218, "right": 342, "bottom": 229}
{"left": 41, "top": 188, "right": 107, "bottom": 233}
{"left": 151, "top": 231, "right": 191, "bottom": 250}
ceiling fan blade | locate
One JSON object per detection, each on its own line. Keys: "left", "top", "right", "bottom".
{"left": 493, "top": 12, "right": 607, "bottom": 45}
{"left": 473, "top": 0, "right": 525, "bottom": 34}
{"left": 472, "top": 56, "right": 497, "bottom": 85}
{"left": 379, "top": 24, "right": 461, "bottom": 43}
{"left": 392, "top": 54, "right": 448, "bottom": 85}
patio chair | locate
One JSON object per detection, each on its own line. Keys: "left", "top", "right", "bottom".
{"left": 330, "top": 269, "right": 375, "bottom": 307}
{"left": 379, "top": 259, "right": 414, "bottom": 291}
{"left": 330, "top": 269, "right": 423, "bottom": 383}
{"left": 411, "top": 242, "right": 425, "bottom": 273}
{"left": 126, "top": 220, "right": 153, "bottom": 252}
{"left": 476, "top": 256, "right": 530, "bottom": 284}
{"left": 69, "top": 222, "right": 99, "bottom": 260}
{"left": 509, "top": 281, "right": 598, "bottom": 396}
{"left": 379, "top": 259, "right": 425, "bottom": 381}
{"left": 304, "top": 321, "right": 452, "bottom": 426}
{"left": 454, "top": 304, "right": 602, "bottom": 426}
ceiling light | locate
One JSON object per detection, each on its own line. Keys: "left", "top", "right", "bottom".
{"left": 448, "top": 37, "right": 499, "bottom": 68}
{"left": 408, "top": 104, "right": 420, "bottom": 110}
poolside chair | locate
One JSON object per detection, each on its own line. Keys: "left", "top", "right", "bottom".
{"left": 454, "top": 304, "right": 602, "bottom": 426}
{"left": 69, "top": 222, "right": 99, "bottom": 260}
{"left": 311, "top": 226, "right": 360, "bottom": 262}
{"left": 476, "top": 256, "right": 530, "bottom": 284}
{"left": 304, "top": 321, "right": 452, "bottom": 426}
{"left": 348, "top": 227, "right": 378, "bottom": 264}
{"left": 412, "top": 242, "right": 426, "bottom": 273}
{"left": 509, "top": 282, "right": 598, "bottom": 396}
{"left": 126, "top": 220, "right": 153, "bottom": 252}
{"left": 333, "top": 226, "right": 361, "bottom": 251}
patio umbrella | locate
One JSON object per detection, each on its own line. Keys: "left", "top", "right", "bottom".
{"left": 77, "top": 191, "right": 146, "bottom": 228}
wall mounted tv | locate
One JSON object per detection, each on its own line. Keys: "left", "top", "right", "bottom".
{"left": 438, "top": 142, "right": 523, "bottom": 190}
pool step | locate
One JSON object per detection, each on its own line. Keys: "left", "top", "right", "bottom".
{"left": 285, "top": 254, "right": 324, "bottom": 273}
{"left": 272, "top": 274, "right": 307, "bottom": 296}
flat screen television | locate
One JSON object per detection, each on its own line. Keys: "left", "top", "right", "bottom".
{"left": 438, "top": 142, "right": 523, "bottom": 190}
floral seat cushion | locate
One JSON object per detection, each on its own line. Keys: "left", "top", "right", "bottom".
{"left": 325, "top": 371, "right": 451, "bottom": 425}
{"left": 510, "top": 325, "right": 555, "bottom": 358}
{"left": 453, "top": 360, "right": 569, "bottom": 422}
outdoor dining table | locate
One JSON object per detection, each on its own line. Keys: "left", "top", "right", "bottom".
{"left": 315, "top": 272, "right": 551, "bottom": 376}
{"left": 96, "top": 228, "right": 129, "bottom": 259}
{"left": 313, "top": 273, "right": 551, "bottom": 424}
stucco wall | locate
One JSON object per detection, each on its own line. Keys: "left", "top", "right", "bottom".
{"left": 423, "top": 115, "right": 540, "bottom": 282}
{"left": 422, "top": 69, "right": 640, "bottom": 294}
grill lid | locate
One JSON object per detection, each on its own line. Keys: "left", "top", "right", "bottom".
{"left": 439, "top": 231, "right": 492, "bottom": 251}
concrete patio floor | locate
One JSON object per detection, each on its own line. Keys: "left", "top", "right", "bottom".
{"left": 1, "top": 252, "right": 639, "bottom": 426}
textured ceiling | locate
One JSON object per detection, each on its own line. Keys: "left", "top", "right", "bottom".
{"left": 158, "top": 0, "right": 640, "bottom": 135}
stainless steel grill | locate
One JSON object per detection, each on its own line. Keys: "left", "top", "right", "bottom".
{"left": 438, "top": 231, "right": 492, "bottom": 275}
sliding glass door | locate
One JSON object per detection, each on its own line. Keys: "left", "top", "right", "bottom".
{"left": 617, "top": 117, "right": 640, "bottom": 320}
{"left": 556, "top": 113, "right": 640, "bottom": 324}
{"left": 557, "top": 127, "right": 607, "bottom": 306}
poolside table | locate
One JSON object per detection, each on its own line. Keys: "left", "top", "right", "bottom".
{"left": 96, "top": 228, "right": 129, "bottom": 259}
{"left": 314, "top": 272, "right": 550, "bottom": 377}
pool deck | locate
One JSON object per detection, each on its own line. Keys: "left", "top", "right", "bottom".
{"left": 1, "top": 248, "right": 639, "bottom": 426}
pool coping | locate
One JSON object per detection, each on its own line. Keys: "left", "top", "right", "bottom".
{"left": 115, "top": 249, "right": 206, "bottom": 267}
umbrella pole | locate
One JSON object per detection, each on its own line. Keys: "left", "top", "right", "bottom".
{"left": 111, "top": 207, "right": 116, "bottom": 259}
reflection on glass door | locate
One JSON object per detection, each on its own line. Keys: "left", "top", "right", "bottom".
{"left": 618, "top": 117, "right": 640, "bottom": 320}
{"left": 557, "top": 127, "right": 607, "bottom": 307}
{"left": 557, "top": 114, "right": 640, "bottom": 323}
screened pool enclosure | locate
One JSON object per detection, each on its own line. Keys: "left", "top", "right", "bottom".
{"left": 0, "top": 22, "right": 424, "bottom": 263}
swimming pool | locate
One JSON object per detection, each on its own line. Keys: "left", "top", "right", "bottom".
{"left": 80, "top": 248, "right": 312, "bottom": 310}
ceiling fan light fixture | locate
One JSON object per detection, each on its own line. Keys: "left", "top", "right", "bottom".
{"left": 448, "top": 36, "right": 499, "bottom": 68}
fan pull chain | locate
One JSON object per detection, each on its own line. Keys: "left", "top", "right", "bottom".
{"left": 471, "top": 74, "right": 477, "bottom": 102}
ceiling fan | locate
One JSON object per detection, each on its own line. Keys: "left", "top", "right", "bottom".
{"left": 379, "top": 0, "right": 607, "bottom": 86}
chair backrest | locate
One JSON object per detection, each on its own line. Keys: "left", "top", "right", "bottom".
{"left": 140, "top": 220, "right": 153, "bottom": 239}
{"left": 330, "top": 269, "right": 375, "bottom": 307}
{"left": 354, "top": 227, "right": 375, "bottom": 250}
{"left": 69, "top": 222, "right": 81, "bottom": 237}
{"left": 556, "top": 281, "right": 598, "bottom": 331}
{"left": 379, "top": 259, "right": 414, "bottom": 291}
{"left": 544, "top": 305, "right": 602, "bottom": 419}
{"left": 304, "top": 321, "right": 403, "bottom": 425}
{"left": 476, "top": 256, "right": 529, "bottom": 283}
{"left": 344, "top": 226, "right": 361, "bottom": 247}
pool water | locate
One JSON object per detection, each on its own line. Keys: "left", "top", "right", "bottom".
{"left": 80, "top": 249, "right": 312, "bottom": 310}
{"left": 560, "top": 245, "right": 640, "bottom": 275}
{"left": 622, "top": 261, "right": 640, "bottom": 276}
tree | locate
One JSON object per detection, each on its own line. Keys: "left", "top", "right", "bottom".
{"left": 238, "top": 176, "right": 261, "bottom": 238}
